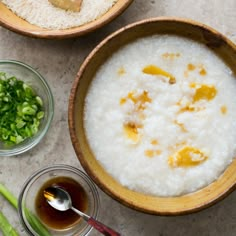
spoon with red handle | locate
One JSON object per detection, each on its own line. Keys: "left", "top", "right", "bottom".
{"left": 44, "top": 186, "right": 120, "bottom": 236}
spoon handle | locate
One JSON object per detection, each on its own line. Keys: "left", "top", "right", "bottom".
{"left": 88, "top": 217, "right": 121, "bottom": 236}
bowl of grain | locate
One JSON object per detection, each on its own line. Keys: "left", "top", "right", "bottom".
{"left": 0, "top": 0, "right": 133, "bottom": 39}
{"left": 69, "top": 17, "right": 236, "bottom": 215}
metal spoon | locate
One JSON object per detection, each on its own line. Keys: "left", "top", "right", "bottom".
{"left": 44, "top": 186, "right": 120, "bottom": 236}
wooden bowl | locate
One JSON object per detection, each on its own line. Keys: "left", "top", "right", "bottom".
{"left": 0, "top": 0, "right": 133, "bottom": 39}
{"left": 69, "top": 17, "right": 236, "bottom": 215}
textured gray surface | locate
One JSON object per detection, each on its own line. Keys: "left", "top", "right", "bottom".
{"left": 0, "top": 0, "right": 236, "bottom": 235}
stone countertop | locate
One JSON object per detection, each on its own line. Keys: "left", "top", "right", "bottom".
{"left": 0, "top": 0, "right": 235, "bottom": 235}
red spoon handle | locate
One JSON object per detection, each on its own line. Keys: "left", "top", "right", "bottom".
{"left": 87, "top": 217, "right": 121, "bottom": 236}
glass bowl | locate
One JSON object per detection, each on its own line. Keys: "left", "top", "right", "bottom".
{"left": 0, "top": 60, "right": 54, "bottom": 156}
{"left": 18, "top": 165, "right": 100, "bottom": 236}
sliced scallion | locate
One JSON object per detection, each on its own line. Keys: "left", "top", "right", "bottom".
{"left": 0, "top": 72, "right": 44, "bottom": 146}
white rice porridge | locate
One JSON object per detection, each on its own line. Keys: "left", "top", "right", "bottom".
{"left": 84, "top": 35, "right": 236, "bottom": 197}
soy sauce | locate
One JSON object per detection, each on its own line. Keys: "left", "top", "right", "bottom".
{"left": 35, "top": 176, "right": 88, "bottom": 230}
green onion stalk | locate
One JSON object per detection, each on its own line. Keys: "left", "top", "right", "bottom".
{"left": 0, "top": 211, "right": 19, "bottom": 236}
{"left": 0, "top": 183, "right": 51, "bottom": 236}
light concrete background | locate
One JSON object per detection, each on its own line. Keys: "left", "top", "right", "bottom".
{"left": 0, "top": 0, "right": 235, "bottom": 235}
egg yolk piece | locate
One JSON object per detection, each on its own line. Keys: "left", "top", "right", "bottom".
{"left": 192, "top": 84, "right": 217, "bottom": 102}
{"left": 142, "top": 65, "right": 176, "bottom": 84}
{"left": 221, "top": 105, "right": 227, "bottom": 114}
{"left": 187, "top": 63, "right": 196, "bottom": 71}
{"left": 168, "top": 146, "right": 208, "bottom": 168}
{"left": 123, "top": 123, "right": 141, "bottom": 143}
{"left": 118, "top": 67, "right": 126, "bottom": 76}
{"left": 145, "top": 150, "right": 155, "bottom": 158}
{"left": 120, "top": 91, "right": 152, "bottom": 110}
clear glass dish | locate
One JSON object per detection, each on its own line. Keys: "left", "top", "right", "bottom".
{"left": 18, "top": 165, "right": 100, "bottom": 236}
{"left": 0, "top": 60, "right": 54, "bottom": 156}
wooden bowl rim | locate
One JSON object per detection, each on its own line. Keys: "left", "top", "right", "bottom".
{"left": 0, "top": 0, "right": 133, "bottom": 39}
{"left": 69, "top": 17, "right": 236, "bottom": 215}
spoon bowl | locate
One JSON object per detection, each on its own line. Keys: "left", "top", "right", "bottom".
{"left": 44, "top": 186, "right": 121, "bottom": 236}
{"left": 44, "top": 187, "right": 72, "bottom": 211}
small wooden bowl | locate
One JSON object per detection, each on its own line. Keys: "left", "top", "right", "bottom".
{"left": 0, "top": 0, "right": 133, "bottom": 39}
{"left": 69, "top": 18, "right": 236, "bottom": 215}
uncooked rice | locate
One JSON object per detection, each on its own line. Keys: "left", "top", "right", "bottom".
{"left": 1, "top": 0, "right": 118, "bottom": 29}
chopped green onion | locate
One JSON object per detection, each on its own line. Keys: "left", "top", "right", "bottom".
{"left": 37, "top": 111, "right": 44, "bottom": 120}
{"left": 22, "top": 107, "right": 37, "bottom": 115}
{"left": 0, "top": 72, "right": 44, "bottom": 146}
{"left": 36, "top": 96, "right": 43, "bottom": 107}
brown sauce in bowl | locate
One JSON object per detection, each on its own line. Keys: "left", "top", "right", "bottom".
{"left": 35, "top": 176, "right": 88, "bottom": 230}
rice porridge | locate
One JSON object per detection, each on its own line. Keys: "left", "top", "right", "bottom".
{"left": 84, "top": 35, "right": 236, "bottom": 197}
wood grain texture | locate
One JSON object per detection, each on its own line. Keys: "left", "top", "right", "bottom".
{"left": 88, "top": 217, "right": 121, "bottom": 236}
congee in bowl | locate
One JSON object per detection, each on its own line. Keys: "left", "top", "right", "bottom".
{"left": 84, "top": 34, "right": 236, "bottom": 197}
{"left": 69, "top": 18, "right": 236, "bottom": 214}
